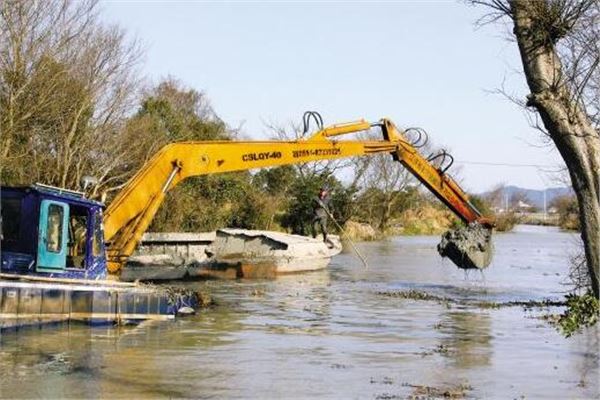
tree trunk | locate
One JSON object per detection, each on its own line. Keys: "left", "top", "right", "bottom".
{"left": 511, "top": 0, "right": 600, "bottom": 297}
{"left": 379, "top": 193, "right": 393, "bottom": 232}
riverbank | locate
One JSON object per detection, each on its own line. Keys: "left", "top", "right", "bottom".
{"left": 344, "top": 205, "right": 457, "bottom": 241}
{"left": 343, "top": 209, "right": 581, "bottom": 242}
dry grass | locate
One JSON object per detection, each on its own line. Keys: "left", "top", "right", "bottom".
{"left": 343, "top": 220, "right": 380, "bottom": 241}
{"left": 391, "top": 205, "right": 456, "bottom": 236}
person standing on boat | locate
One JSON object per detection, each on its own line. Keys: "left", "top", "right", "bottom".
{"left": 311, "top": 186, "right": 331, "bottom": 244}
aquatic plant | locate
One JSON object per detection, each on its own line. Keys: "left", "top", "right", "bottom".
{"left": 555, "top": 292, "right": 599, "bottom": 337}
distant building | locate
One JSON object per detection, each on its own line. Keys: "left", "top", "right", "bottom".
{"left": 516, "top": 200, "right": 533, "bottom": 213}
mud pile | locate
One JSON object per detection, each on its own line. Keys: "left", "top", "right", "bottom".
{"left": 437, "top": 222, "right": 494, "bottom": 270}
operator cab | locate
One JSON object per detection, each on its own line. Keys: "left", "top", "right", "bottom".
{"left": 1, "top": 184, "right": 107, "bottom": 279}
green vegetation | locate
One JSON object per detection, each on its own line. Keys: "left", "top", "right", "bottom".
{"left": 0, "top": 0, "right": 452, "bottom": 238}
{"left": 468, "top": 195, "right": 492, "bottom": 217}
{"left": 278, "top": 173, "right": 355, "bottom": 236}
{"left": 550, "top": 195, "right": 580, "bottom": 231}
{"left": 0, "top": 0, "right": 558, "bottom": 242}
{"left": 493, "top": 213, "right": 521, "bottom": 232}
{"left": 554, "top": 292, "right": 599, "bottom": 337}
{"left": 0, "top": 1, "right": 486, "bottom": 239}
{"left": 468, "top": 194, "right": 520, "bottom": 232}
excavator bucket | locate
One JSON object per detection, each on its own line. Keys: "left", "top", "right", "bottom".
{"left": 437, "top": 222, "right": 494, "bottom": 270}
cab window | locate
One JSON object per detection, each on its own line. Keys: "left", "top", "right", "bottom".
{"left": 46, "top": 204, "right": 64, "bottom": 253}
{"left": 92, "top": 211, "right": 104, "bottom": 257}
{"left": 1, "top": 197, "right": 21, "bottom": 244}
{"left": 67, "top": 205, "right": 89, "bottom": 269}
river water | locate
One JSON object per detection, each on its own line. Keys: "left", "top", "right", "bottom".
{"left": 1, "top": 225, "right": 598, "bottom": 399}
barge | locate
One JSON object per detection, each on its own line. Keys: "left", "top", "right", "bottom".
{"left": 0, "top": 184, "right": 200, "bottom": 331}
{"left": 122, "top": 229, "right": 342, "bottom": 281}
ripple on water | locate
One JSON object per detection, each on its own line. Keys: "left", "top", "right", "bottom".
{"left": 0, "top": 226, "right": 597, "bottom": 399}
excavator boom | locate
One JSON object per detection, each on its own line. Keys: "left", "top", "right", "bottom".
{"left": 104, "top": 118, "right": 491, "bottom": 273}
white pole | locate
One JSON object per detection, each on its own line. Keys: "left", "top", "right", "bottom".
{"left": 543, "top": 189, "right": 547, "bottom": 222}
{"left": 322, "top": 207, "right": 369, "bottom": 269}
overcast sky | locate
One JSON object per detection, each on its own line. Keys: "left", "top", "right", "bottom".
{"left": 101, "top": 1, "right": 566, "bottom": 193}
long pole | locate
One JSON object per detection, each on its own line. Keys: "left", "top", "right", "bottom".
{"left": 543, "top": 189, "right": 547, "bottom": 222}
{"left": 322, "top": 207, "right": 369, "bottom": 269}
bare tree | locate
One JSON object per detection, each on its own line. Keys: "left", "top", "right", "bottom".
{"left": 484, "top": 183, "right": 507, "bottom": 210}
{"left": 357, "top": 153, "right": 415, "bottom": 231}
{"left": 473, "top": 0, "right": 600, "bottom": 298}
{"left": 0, "top": 0, "right": 142, "bottom": 194}
{"left": 264, "top": 119, "right": 355, "bottom": 179}
{"left": 349, "top": 130, "right": 418, "bottom": 231}
{"left": 510, "top": 189, "right": 532, "bottom": 209}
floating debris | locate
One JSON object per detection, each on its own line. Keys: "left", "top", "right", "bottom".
{"left": 157, "top": 285, "right": 214, "bottom": 309}
{"left": 177, "top": 306, "right": 196, "bottom": 315}
{"left": 402, "top": 382, "right": 473, "bottom": 399}
{"left": 377, "top": 289, "right": 450, "bottom": 303}
{"left": 377, "top": 289, "right": 566, "bottom": 309}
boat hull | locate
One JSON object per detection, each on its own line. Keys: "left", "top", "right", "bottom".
{"left": 0, "top": 276, "right": 199, "bottom": 331}
{"left": 122, "top": 229, "right": 342, "bottom": 281}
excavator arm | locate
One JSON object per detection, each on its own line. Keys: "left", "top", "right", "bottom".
{"left": 379, "top": 119, "right": 489, "bottom": 225}
{"left": 103, "top": 118, "right": 490, "bottom": 274}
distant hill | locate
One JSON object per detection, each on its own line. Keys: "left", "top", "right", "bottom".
{"left": 481, "top": 185, "right": 574, "bottom": 209}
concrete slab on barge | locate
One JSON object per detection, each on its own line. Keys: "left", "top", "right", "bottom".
{"left": 122, "top": 229, "right": 342, "bottom": 281}
{"left": 203, "top": 229, "right": 341, "bottom": 273}
{"left": 136, "top": 232, "right": 215, "bottom": 263}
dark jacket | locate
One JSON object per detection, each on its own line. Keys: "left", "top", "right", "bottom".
{"left": 313, "top": 193, "right": 330, "bottom": 218}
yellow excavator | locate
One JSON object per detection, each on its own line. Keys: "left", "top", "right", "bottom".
{"left": 0, "top": 112, "right": 497, "bottom": 332}
{"left": 103, "top": 115, "right": 494, "bottom": 275}
{"left": 1, "top": 113, "right": 494, "bottom": 281}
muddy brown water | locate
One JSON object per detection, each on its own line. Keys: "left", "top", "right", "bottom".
{"left": 1, "top": 225, "right": 598, "bottom": 399}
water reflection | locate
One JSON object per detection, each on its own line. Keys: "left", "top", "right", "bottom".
{"left": 368, "top": 238, "right": 397, "bottom": 257}
{"left": 568, "top": 326, "right": 599, "bottom": 390}
{"left": 0, "top": 226, "right": 598, "bottom": 399}
{"left": 439, "top": 310, "right": 492, "bottom": 369}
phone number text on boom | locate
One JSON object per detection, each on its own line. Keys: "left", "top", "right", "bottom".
{"left": 292, "top": 148, "right": 341, "bottom": 158}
